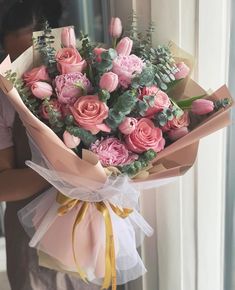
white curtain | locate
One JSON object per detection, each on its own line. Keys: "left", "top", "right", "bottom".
{"left": 111, "top": 0, "right": 230, "bottom": 289}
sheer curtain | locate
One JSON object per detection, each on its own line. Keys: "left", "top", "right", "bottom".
{"left": 111, "top": 0, "right": 231, "bottom": 290}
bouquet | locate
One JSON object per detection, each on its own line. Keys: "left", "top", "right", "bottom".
{"left": 0, "top": 18, "right": 233, "bottom": 290}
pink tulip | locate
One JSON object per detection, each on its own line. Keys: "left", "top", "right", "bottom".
{"left": 31, "top": 81, "right": 53, "bottom": 100}
{"left": 109, "top": 17, "right": 122, "bottom": 38}
{"left": 191, "top": 99, "right": 214, "bottom": 115}
{"left": 116, "top": 37, "right": 133, "bottom": 56}
{"left": 168, "top": 127, "right": 189, "bottom": 141}
{"left": 99, "top": 72, "right": 119, "bottom": 92}
{"left": 63, "top": 131, "right": 81, "bottom": 148}
{"left": 61, "top": 27, "right": 76, "bottom": 48}
{"left": 118, "top": 117, "right": 137, "bottom": 135}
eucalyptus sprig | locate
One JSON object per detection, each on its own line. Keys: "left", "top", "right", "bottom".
{"left": 121, "top": 149, "right": 157, "bottom": 177}
{"left": 105, "top": 89, "right": 138, "bottom": 130}
{"left": 42, "top": 99, "right": 64, "bottom": 133}
{"left": 5, "top": 70, "right": 40, "bottom": 116}
{"left": 34, "top": 21, "right": 57, "bottom": 77}
{"left": 66, "top": 125, "right": 96, "bottom": 147}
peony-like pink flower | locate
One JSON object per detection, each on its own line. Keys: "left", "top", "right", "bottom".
{"left": 174, "top": 62, "right": 190, "bottom": 80}
{"left": 31, "top": 81, "right": 53, "bottom": 100}
{"left": 118, "top": 117, "right": 137, "bottom": 135}
{"left": 70, "top": 95, "right": 110, "bottom": 134}
{"left": 40, "top": 99, "right": 62, "bottom": 120}
{"left": 61, "top": 27, "right": 76, "bottom": 48}
{"left": 56, "top": 48, "right": 86, "bottom": 74}
{"left": 63, "top": 130, "right": 81, "bottom": 148}
{"left": 168, "top": 127, "right": 189, "bottom": 141}
{"left": 140, "top": 86, "right": 171, "bottom": 117}
{"left": 23, "top": 65, "right": 50, "bottom": 86}
{"left": 125, "top": 118, "right": 165, "bottom": 153}
{"left": 191, "top": 99, "right": 214, "bottom": 115}
{"left": 90, "top": 137, "right": 138, "bottom": 166}
{"left": 162, "top": 112, "right": 190, "bottom": 132}
{"left": 112, "top": 54, "right": 145, "bottom": 88}
{"left": 55, "top": 72, "right": 92, "bottom": 104}
{"left": 99, "top": 72, "right": 118, "bottom": 93}
{"left": 109, "top": 17, "right": 122, "bottom": 38}
{"left": 93, "top": 47, "right": 106, "bottom": 63}
{"left": 116, "top": 37, "right": 133, "bottom": 56}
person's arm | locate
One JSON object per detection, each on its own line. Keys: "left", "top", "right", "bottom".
{"left": 0, "top": 147, "right": 49, "bottom": 201}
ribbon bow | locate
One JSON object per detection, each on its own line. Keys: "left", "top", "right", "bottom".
{"left": 56, "top": 192, "right": 133, "bottom": 290}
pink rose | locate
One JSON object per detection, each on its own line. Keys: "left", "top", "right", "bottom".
{"left": 23, "top": 65, "right": 50, "bottom": 86}
{"left": 191, "top": 99, "right": 214, "bottom": 115}
{"left": 31, "top": 81, "right": 53, "bottom": 100}
{"left": 109, "top": 17, "right": 122, "bottom": 38}
{"left": 168, "top": 127, "right": 189, "bottom": 141}
{"left": 163, "top": 112, "right": 190, "bottom": 132}
{"left": 55, "top": 72, "right": 92, "bottom": 104}
{"left": 40, "top": 99, "right": 62, "bottom": 120}
{"left": 174, "top": 62, "right": 190, "bottom": 80}
{"left": 56, "top": 48, "right": 86, "bottom": 74}
{"left": 141, "top": 86, "right": 171, "bottom": 117}
{"left": 99, "top": 72, "right": 118, "bottom": 92}
{"left": 91, "top": 137, "right": 138, "bottom": 166}
{"left": 125, "top": 118, "right": 165, "bottom": 153}
{"left": 61, "top": 27, "right": 76, "bottom": 48}
{"left": 112, "top": 54, "right": 145, "bottom": 88}
{"left": 93, "top": 47, "right": 106, "bottom": 63}
{"left": 116, "top": 37, "right": 133, "bottom": 56}
{"left": 118, "top": 117, "right": 137, "bottom": 135}
{"left": 70, "top": 95, "right": 110, "bottom": 134}
{"left": 63, "top": 130, "right": 81, "bottom": 148}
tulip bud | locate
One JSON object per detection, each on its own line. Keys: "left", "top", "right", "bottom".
{"left": 99, "top": 72, "right": 119, "bottom": 93}
{"left": 174, "top": 62, "right": 190, "bottom": 80}
{"left": 63, "top": 130, "right": 81, "bottom": 148}
{"left": 109, "top": 17, "right": 122, "bottom": 38}
{"left": 191, "top": 99, "right": 214, "bottom": 115}
{"left": 116, "top": 37, "right": 133, "bottom": 56}
{"left": 31, "top": 81, "right": 53, "bottom": 100}
{"left": 118, "top": 117, "right": 137, "bottom": 135}
{"left": 61, "top": 27, "right": 76, "bottom": 48}
{"left": 93, "top": 47, "right": 106, "bottom": 63}
{"left": 168, "top": 127, "right": 189, "bottom": 141}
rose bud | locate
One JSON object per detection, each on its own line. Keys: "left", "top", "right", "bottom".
{"left": 93, "top": 47, "right": 106, "bottom": 62}
{"left": 99, "top": 72, "right": 119, "bottom": 93}
{"left": 116, "top": 37, "right": 133, "bottom": 56}
{"left": 31, "top": 81, "right": 53, "bottom": 100}
{"left": 63, "top": 130, "right": 81, "bottom": 148}
{"left": 191, "top": 99, "right": 214, "bottom": 115}
{"left": 174, "top": 62, "right": 190, "bottom": 79}
{"left": 168, "top": 127, "right": 189, "bottom": 141}
{"left": 61, "top": 27, "right": 76, "bottom": 48}
{"left": 118, "top": 117, "right": 137, "bottom": 135}
{"left": 109, "top": 17, "right": 122, "bottom": 38}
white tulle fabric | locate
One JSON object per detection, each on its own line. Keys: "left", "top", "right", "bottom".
{"left": 18, "top": 138, "right": 176, "bottom": 286}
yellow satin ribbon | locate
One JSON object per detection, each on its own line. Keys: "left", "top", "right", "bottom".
{"left": 56, "top": 193, "right": 133, "bottom": 290}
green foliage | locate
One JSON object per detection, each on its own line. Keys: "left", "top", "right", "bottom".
{"left": 66, "top": 125, "right": 96, "bottom": 147}
{"left": 125, "top": 12, "right": 178, "bottom": 91}
{"left": 98, "top": 89, "right": 110, "bottom": 103}
{"left": 5, "top": 70, "right": 40, "bottom": 117}
{"left": 121, "top": 149, "right": 157, "bottom": 177}
{"left": 105, "top": 89, "right": 138, "bottom": 130}
{"left": 42, "top": 99, "right": 64, "bottom": 133}
{"left": 214, "top": 98, "right": 231, "bottom": 111}
{"left": 79, "top": 31, "right": 96, "bottom": 60}
{"left": 34, "top": 21, "right": 57, "bottom": 77}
